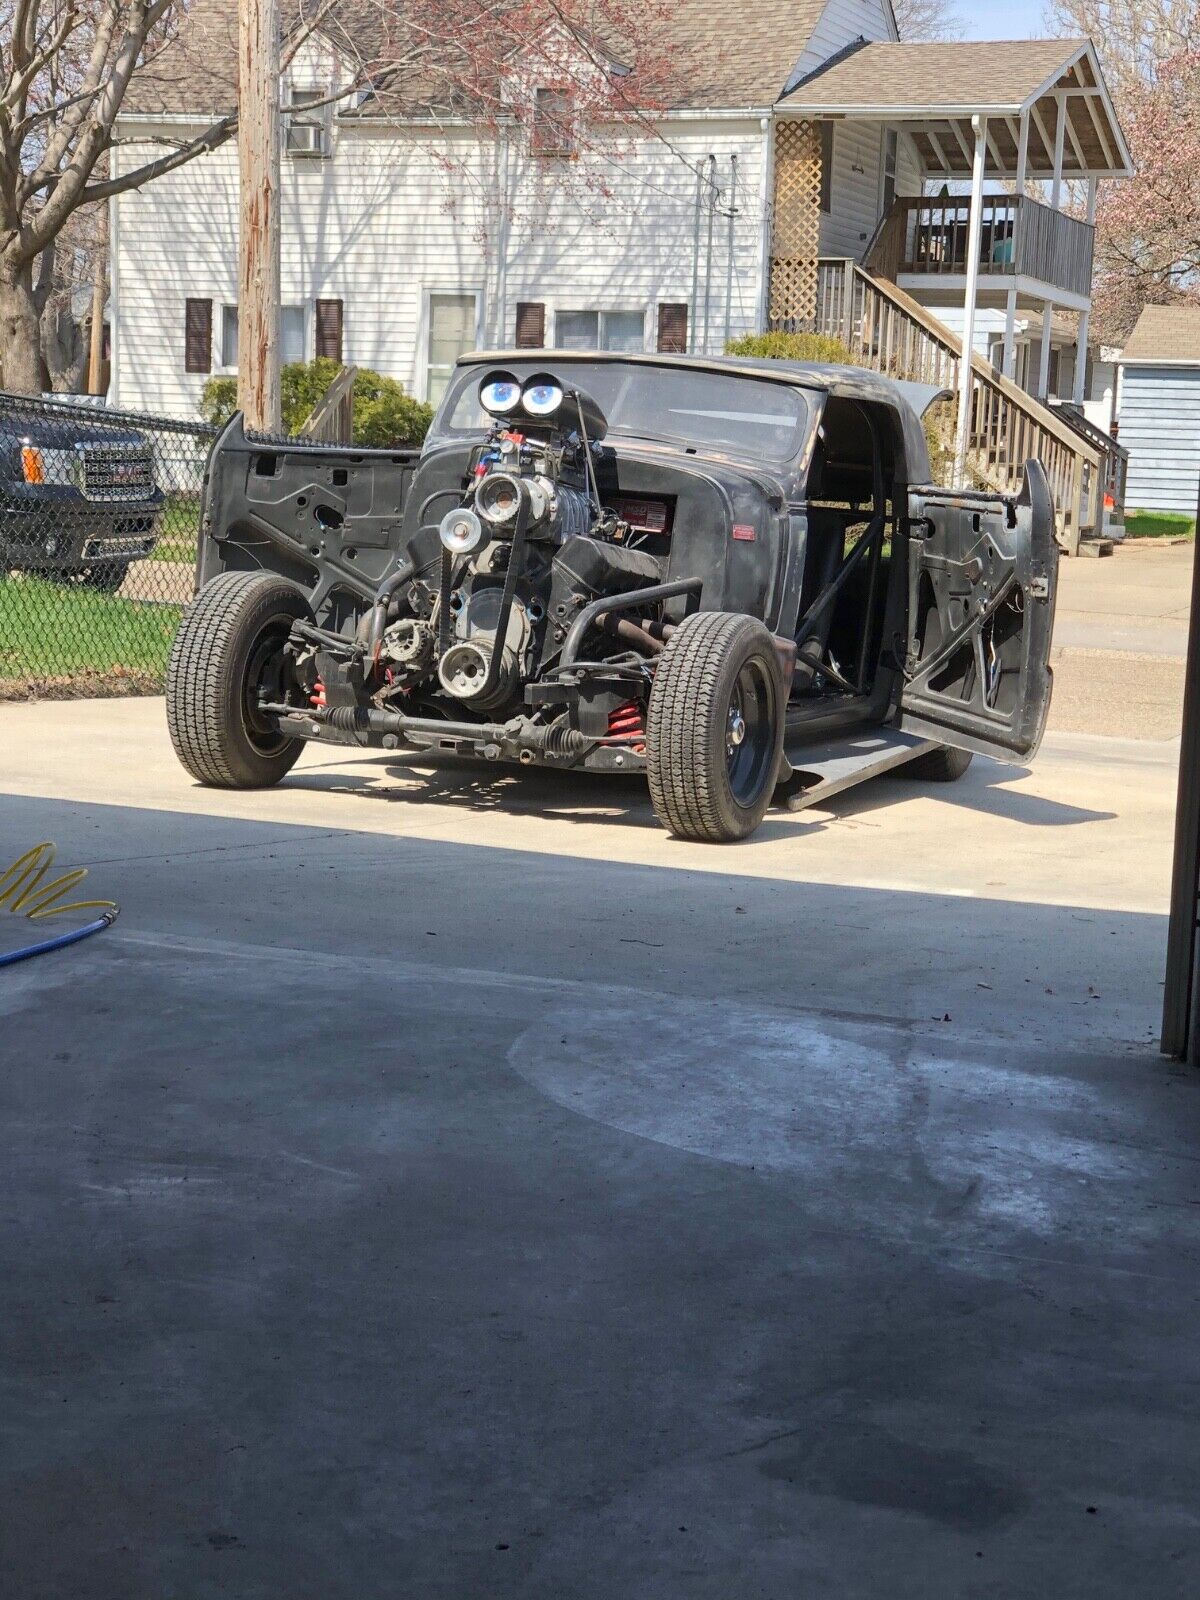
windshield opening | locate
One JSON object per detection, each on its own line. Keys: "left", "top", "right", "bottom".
{"left": 433, "top": 359, "right": 810, "bottom": 465}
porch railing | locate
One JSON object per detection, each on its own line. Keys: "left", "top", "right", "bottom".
{"left": 865, "top": 195, "right": 1095, "bottom": 302}
{"left": 813, "top": 259, "right": 1104, "bottom": 552}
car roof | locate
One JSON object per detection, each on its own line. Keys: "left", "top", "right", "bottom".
{"left": 459, "top": 349, "right": 944, "bottom": 420}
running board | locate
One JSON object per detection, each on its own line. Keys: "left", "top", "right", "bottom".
{"left": 775, "top": 728, "right": 937, "bottom": 813}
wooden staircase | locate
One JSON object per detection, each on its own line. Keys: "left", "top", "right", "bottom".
{"left": 812, "top": 260, "right": 1104, "bottom": 554}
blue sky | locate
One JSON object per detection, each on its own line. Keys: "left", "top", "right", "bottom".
{"left": 957, "top": 0, "right": 1051, "bottom": 39}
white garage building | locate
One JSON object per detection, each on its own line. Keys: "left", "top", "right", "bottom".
{"left": 1118, "top": 305, "right": 1200, "bottom": 516}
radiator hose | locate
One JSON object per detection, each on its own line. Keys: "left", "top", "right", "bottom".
{"left": 0, "top": 843, "right": 120, "bottom": 968}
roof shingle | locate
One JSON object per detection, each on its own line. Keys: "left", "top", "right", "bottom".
{"left": 1121, "top": 305, "right": 1200, "bottom": 366}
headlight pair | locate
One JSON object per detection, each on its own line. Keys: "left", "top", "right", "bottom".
{"left": 479, "top": 371, "right": 565, "bottom": 421}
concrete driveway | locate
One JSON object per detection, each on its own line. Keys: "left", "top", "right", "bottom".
{"left": 2, "top": 698, "right": 1199, "bottom": 1598}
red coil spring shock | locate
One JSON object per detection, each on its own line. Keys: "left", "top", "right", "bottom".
{"left": 607, "top": 701, "right": 645, "bottom": 743}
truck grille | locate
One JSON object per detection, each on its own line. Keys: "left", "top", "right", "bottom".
{"left": 80, "top": 445, "right": 155, "bottom": 502}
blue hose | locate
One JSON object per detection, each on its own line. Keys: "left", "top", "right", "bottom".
{"left": 0, "top": 908, "right": 119, "bottom": 968}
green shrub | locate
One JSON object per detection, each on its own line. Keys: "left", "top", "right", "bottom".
{"left": 200, "top": 358, "right": 434, "bottom": 447}
{"left": 725, "top": 331, "right": 855, "bottom": 365}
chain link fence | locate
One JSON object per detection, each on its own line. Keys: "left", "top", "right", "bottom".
{"left": 0, "top": 392, "right": 216, "bottom": 701}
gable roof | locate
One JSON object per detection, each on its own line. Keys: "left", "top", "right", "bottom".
{"left": 1120, "top": 305, "right": 1200, "bottom": 366}
{"left": 782, "top": 37, "right": 1131, "bottom": 179}
{"left": 122, "top": 0, "right": 834, "bottom": 117}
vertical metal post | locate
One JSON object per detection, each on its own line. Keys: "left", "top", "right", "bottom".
{"left": 723, "top": 154, "right": 738, "bottom": 350}
{"left": 1163, "top": 474, "right": 1200, "bottom": 1058}
{"left": 689, "top": 165, "right": 705, "bottom": 353}
{"left": 238, "top": 0, "right": 282, "bottom": 432}
{"left": 702, "top": 154, "right": 717, "bottom": 354}
{"left": 1038, "top": 300, "right": 1053, "bottom": 401}
{"left": 953, "top": 115, "right": 987, "bottom": 489}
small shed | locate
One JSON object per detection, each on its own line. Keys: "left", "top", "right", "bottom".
{"left": 1118, "top": 305, "right": 1200, "bottom": 515}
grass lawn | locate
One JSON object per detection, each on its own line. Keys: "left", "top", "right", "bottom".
{"left": 1125, "top": 510, "right": 1196, "bottom": 540}
{"left": 0, "top": 573, "right": 180, "bottom": 689}
{"left": 154, "top": 493, "right": 202, "bottom": 563}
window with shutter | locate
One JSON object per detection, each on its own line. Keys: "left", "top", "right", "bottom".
{"left": 514, "top": 302, "right": 545, "bottom": 348}
{"left": 185, "top": 298, "right": 212, "bottom": 374}
{"left": 315, "top": 298, "right": 343, "bottom": 362}
{"left": 657, "top": 303, "right": 688, "bottom": 354}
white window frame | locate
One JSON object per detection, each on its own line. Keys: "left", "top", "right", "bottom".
{"left": 284, "top": 83, "right": 333, "bottom": 159}
{"left": 552, "top": 306, "right": 649, "bottom": 353}
{"left": 216, "top": 302, "right": 308, "bottom": 374}
{"left": 417, "top": 287, "right": 485, "bottom": 404}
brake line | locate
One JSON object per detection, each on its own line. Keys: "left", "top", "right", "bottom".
{"left": 0, "top": 843, "right": 119, "bottom": 969}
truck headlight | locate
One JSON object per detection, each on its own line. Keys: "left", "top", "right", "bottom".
{"left": 521, "top": 377, "right": 564, "bottom": 418}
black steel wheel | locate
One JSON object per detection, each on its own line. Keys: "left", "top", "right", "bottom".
{"left": 166, "top": 571, "right": 312, "bottom": 788}
{"left": 646, "top": 611, "right": 785, "bottom": 843}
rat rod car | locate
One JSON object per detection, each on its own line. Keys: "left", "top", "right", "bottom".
{"left": 166, "top": 352, "right": 1058, "bottom": 843}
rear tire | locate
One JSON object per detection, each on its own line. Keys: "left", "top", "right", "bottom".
{"left": 905, "top": 744, "right": 974, "bottom": 783}
{"left": 646, "top": 611, "right": 785, "bottom": 843}
{"left": 167, "top": 571, "right": 312, "bottom": 788}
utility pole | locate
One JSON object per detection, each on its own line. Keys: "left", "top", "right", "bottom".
{"left": 238, "top": 0, "right": 282, "bottom": 431}
{"left": 87, "top": 204, "right": 107, "bottom": 396}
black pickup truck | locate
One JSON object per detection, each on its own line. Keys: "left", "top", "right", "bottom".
{"left": 1, "top": 406, "right": 164, "bottom": 591}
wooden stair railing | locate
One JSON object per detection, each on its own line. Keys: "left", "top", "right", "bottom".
{"left": 811, "top": 260, "right": 1102, "bottom": 554}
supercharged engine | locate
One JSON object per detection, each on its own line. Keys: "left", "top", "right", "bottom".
{"left": 374, "top": 369, "right": 661, "bottom": 715}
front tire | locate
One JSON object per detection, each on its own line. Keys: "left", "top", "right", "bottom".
{"left": 646, "top": 611, "right": 785, "bottom": 843}
{"left": 167, "top": 572, "right": 312, "bottom": 788}
{"left": 905, "top": 744, "right": 974, "bottom": 783}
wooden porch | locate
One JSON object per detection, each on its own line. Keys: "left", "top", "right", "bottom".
{"left": 865, "top": 194, "right": 1095, "bottom": 305}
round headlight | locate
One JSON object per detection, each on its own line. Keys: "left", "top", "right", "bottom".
{"left": 439, "top": 505, "right": 484, "bottom": 555}
{"left": 474, "top": 471, "right": 523, "bottom": 526}
{"left": 479, "top": 373, "right": 523, "bottom": 416}
{"left": 521, "top": 377, "right": 565, "bottom": 418}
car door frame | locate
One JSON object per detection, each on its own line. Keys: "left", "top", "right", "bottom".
{"left": 895, "top": 460, "right": 1059, "bottom": 762}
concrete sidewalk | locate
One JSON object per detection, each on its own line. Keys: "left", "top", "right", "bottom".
{"left": 3, "top": 699, "right": 1199, "bottom": 1598}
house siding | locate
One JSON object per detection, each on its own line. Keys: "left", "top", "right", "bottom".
{"left": 110, "top": 117, "right": 765, "bottom": 419}
{"left": 794, "top": 0, "right": 897, "bottom": 79}
{"left": 1119, "top": 364, "right": 1200, "bottom": 514}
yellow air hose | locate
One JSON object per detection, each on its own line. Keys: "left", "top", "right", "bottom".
{"left": 0, "top": 842, "right": 120, "bottom": 968}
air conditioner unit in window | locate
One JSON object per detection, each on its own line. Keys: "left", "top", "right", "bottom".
{"left": 286, "top": 122, "right": 329, "bottom": 158}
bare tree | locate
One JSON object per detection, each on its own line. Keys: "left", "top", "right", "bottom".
{"left": 0, "top": 0, "right": 688, "bottom": 394}
{"left": 891, "top": 0, "right": 961, "bottom": 40}
{"left": 1046, "top": 1, "right": 1200, "bottom": 98}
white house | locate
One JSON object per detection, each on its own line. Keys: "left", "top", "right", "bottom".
{"left": 1117, "top": 305, "right": 1200, "bottom": 517}
{"left": 109, "top": 0, "right": 1130, "bottom": 547}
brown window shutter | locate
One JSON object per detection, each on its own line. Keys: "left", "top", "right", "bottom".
{"left": 514, "top": 302, "right": 545, "bottom": 348}
{"left": 657, "top": 303, "right": 688, "bottom": 354}
{"left": 185, "top": 298, "right": 212, "bottom": 374}
{"left": 315, "top": 298, "right": 344, "bottom": 362}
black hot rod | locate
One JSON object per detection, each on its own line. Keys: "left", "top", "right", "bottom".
{"left": 166, "top": 352, "right": 1058, "bottom": 843}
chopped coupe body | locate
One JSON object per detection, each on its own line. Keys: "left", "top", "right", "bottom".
{"left": 167, "top": 353, "right": 1059, "bottom": 841}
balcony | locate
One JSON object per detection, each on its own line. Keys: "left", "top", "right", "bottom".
{"left": 866, "top": 194, "right": 1095, "bottom": 304}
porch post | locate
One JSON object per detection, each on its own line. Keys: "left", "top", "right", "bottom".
{"left": 1037, "top": 301, "right": 1053, "bottom": 401}
{"left": 1002, "top": 290, "right": 1019, "bottom": 382}
{"left": 1050, "top": 93, "right": 1066, "bottom": 213}
{"left": 1002, "top": 111, "right": 1029, "bottom": 380}
{"left": 953, "top": 114, "right": 988, "bottom": 489}
{"left": 1073, "top": 178, "right": 1099, "bottom": 406}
